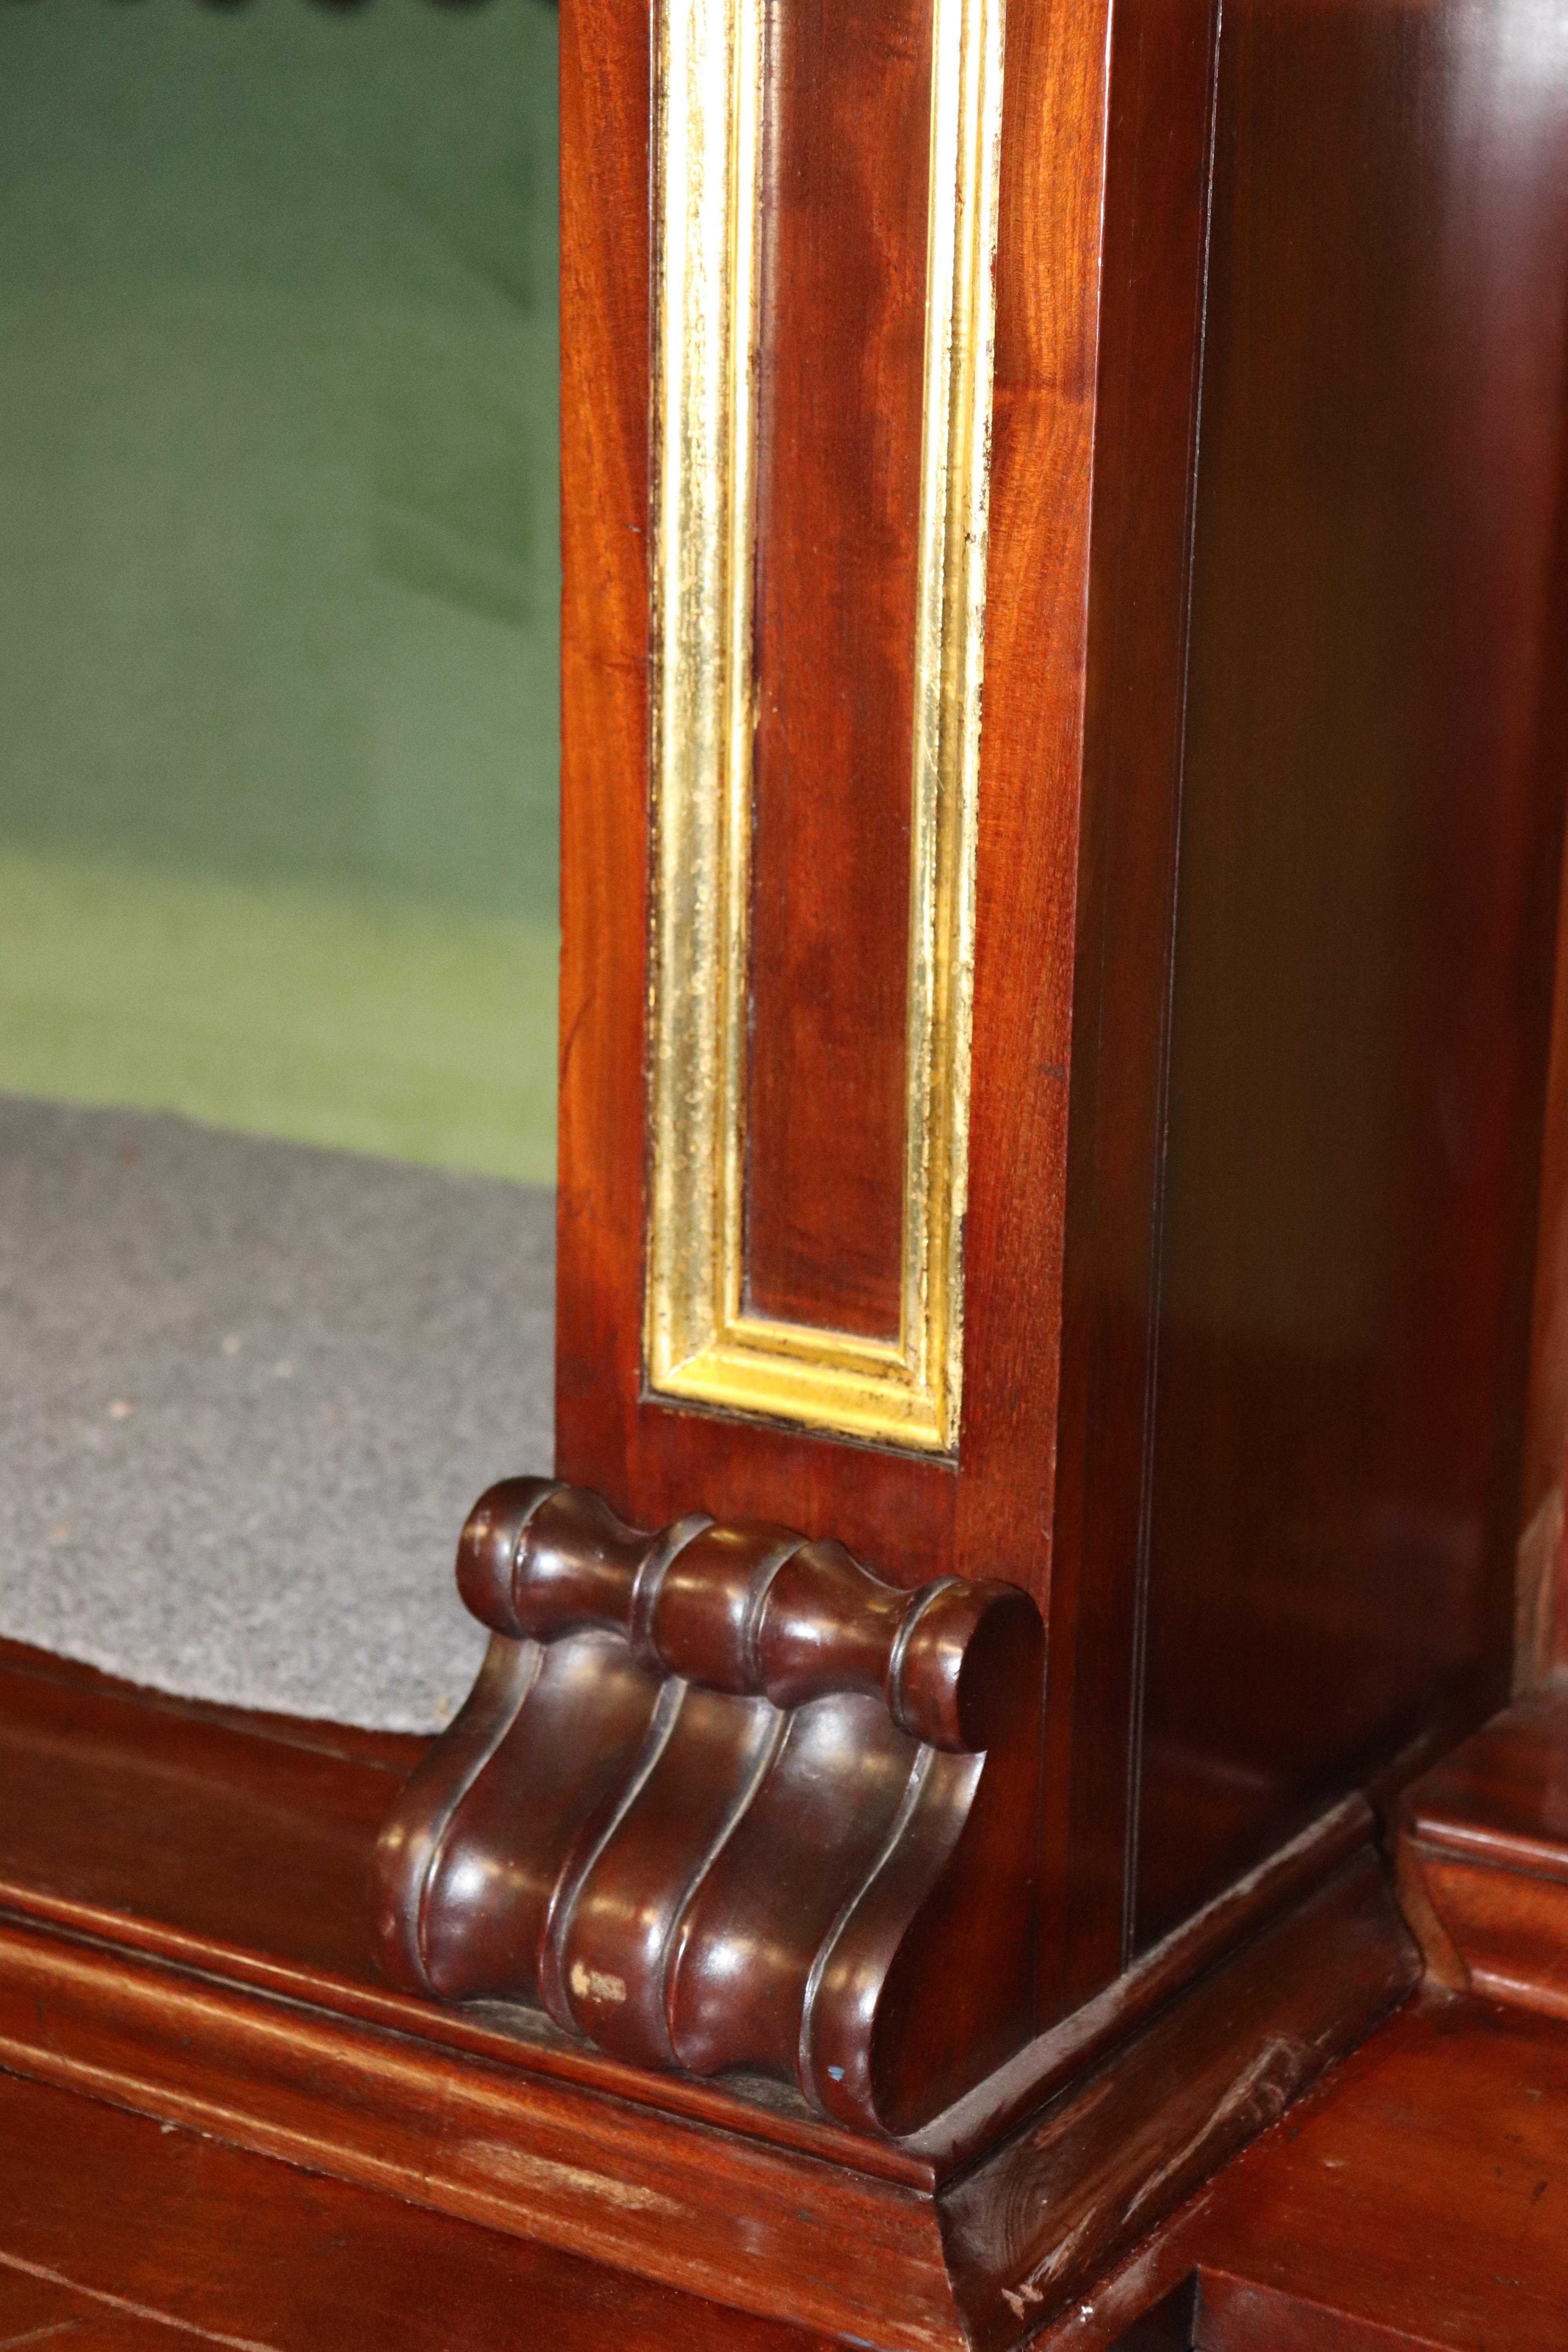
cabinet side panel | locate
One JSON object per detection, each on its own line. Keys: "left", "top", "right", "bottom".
{"left": 1040, "top": 0, "right": 1221, "bottom": 2009}
{"left": 1136, "top": 0, "right": 1568, "bottom": 1945}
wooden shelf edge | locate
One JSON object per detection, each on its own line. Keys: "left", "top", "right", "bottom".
{"left": 0, "top": 1647, "right": 1418, "bottom": 2348}
{"left": 1396, "top": 1673, "right": 1568, "bottom": 2016}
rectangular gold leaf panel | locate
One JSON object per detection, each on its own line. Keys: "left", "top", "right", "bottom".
{"left": 645, "top": 0, "right": 1005, "bottom": 1454}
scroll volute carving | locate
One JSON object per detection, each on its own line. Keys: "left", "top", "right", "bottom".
{"left": 373, "top": 1480, "right": 1045, "bottom": 2137}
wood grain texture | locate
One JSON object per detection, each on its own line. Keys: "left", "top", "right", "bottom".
{"left": 937, "top": 1849, "right": 1415, "bottom": 2345}
{"left": 1132, "top": 0, "right": 1568, "bottom": 1948}
{"left": 373, "top": 1478, "right": 1045, "bottom": 2133}
{"left": 1397, "top": 1671, "right": 1568, "bottom": 2019}
{"left": 23, "top": 1993, "right": 1557, "bottom": 2352}
{"left": 0, "top": 1646, "right": 1409, "bottom": 2351}
{"left": 556, "top": 0, "right": 1568, "bottom": 2050}
{"left": 1055, "top": 1992, "right": 1568, "bottom": 2352}
{"left": 1520, "top": 512, "right": 1568, "bottom": 1680}
{"left": 552, "top": 0, "right": 652, "bottom": 1517}
{"left": 0, "top": 1854, "right": 1408, "bottom": 2352}
{"left": 552, "top": 0, "right": 1110, "bottom": 1652}
{"left": 0, "top": 2067, "right": 832, "bottom": 2352}
{"left": 744, "top": 0, "right": 931, "bottom": 1340}
{"left": 1041, "top": 0, "right": 1221, "bottom": 2013}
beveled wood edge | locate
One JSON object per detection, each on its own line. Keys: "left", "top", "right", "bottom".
{"left": 938, "top": 1849, "right": 1418, "bottom": 2346}
{"left": 0, "top": 1771, "right": 1373, "bottom": 2189}
{"left": 1396, "top": 1847, "right": 1568, "bottom": 2019}
{"left": 0, "top": 1882, "right": 928, "bottom": 2190}
{"left": 0, "top": 1907, "right": 960, "bottom": 2352}
{"left": 0, "top": 1840, "right": 1416, "bottom": 2352}
{"left": 0, "top": 1635, "right": 421, "bottom": 1776}
{"left": 908, "top": 1792, "right": 1370, "bottom": 2166}
{"left": 1393, "top": 1673, "right": 1568, "bottom": 2012}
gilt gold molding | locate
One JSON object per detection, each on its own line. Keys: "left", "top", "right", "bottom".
{"left": 646, "top": 0, "right": 1005, "bottom": 1455}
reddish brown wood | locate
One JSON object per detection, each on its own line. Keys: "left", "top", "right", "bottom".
{"left": 0, "top": 1640, "right": 927, "bottom": 2182}
{"left": 1521, "top": 569, "right": 1568, "bottom": 1680}
{"left": 744, "top": 0, "right": 931, "bottom": 1341}
{"left": 373, "top": 1478, "right": 1045, "bottom": 2133}
{"left": 0, "top": 1646, "right": 1411, "bottom": 2352}
{"left": 1132, "top": 0, "right": 1568, "bottom": 1947}
{"left": 0, "top": 1853, "right": 1408, "bottom": 2352}
{"left": 0, "top": 1634, "right": 421, "bottom": 1775}
{"left": 552, "top": 0, "right": 1111, "bottom": 1630}
{"left": 938, "top": 1847, "right": 1415, "bottom": 2344}
{"left": 1041, "top": 0, "right": 1223, "bottom": 2012}
{"left": 1053, "top": 1992, "right": 1568, "bottom": 2352}
{"left": 1396, "top": 1671, "right": 1568, "bottom": 2019}
{"left": 0, "top": 1637, "right": 411, "bottom": 1985}
{"left": 23, "top": 1993, "right": 1547, "bottom": 2352}
{"left": 554, "top": 0, "right": 1568, "bottom": 2040}
{"left": 553, "top": 0, "right": 653, "bottom": 1515}
{"left": 0, "top": 2067, "right": 828, "bottom": 2352}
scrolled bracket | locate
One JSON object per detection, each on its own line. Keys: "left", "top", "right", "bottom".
{"left": 374, "top": 1479, "right": 1044, "bottom": 2136}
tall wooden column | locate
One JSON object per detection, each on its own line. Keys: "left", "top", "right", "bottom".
{"left": 379, "top": 0, "right": 1568, "bottom": 2329}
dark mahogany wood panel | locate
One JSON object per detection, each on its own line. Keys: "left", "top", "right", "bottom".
{"left": 1133, "top": 0, "right": 1568, "bottom": 1947}
{"left": 1039, "top": 0, "right": 1221, "bottom": 2012}
{"left": 1520, "top": 497, "right": 1568, "bottom": 1678}
{"left": 1397, "top": 1671, "right": 1568, "bottom": 2018}
{"left": 1042, "top": 1992, "right": 1568, "bottom": 2351}
{"left": 0, "top": 2068, "right": 829, "bottom": 2352}
{"left": 744, "top": 0, "right": 931, "bottom": 1341}
{"left": 552, "top": 0, "right": 653, "bottom": 1512}
{"left": 0, "top": 1636, "right": 411, "bottom": 1982}
{"left": 554, "top": 0, "right": 1112, "bottom": 1625}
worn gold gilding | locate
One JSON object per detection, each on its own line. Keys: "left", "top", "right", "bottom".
{"left": 646, "top": 0, "right": 1005, "bottom": 1454}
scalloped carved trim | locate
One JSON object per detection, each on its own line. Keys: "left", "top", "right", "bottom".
{"left": 373, "top": 1480, "right": 1045, "bottom": 2135}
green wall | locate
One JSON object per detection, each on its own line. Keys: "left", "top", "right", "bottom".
{"left": 0, "top": 0, "right": 560, "bottom": 1179}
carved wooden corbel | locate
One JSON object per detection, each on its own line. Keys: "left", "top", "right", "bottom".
{"left": 374, "top": 1479, "right": 1045, "bottom": 2136}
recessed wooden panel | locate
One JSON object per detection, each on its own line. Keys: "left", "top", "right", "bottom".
{"left": 742, "top": 0, "right": 933, "bottom": 1342}
{"left": 556, "top": 0, "right": 1108, "bottom": 1582}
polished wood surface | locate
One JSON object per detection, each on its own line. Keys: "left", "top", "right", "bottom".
{"left": 374, "top": 1477, "right": 1045, "bottom": 2132}
{"left": 10, "top": 1989, "right": 1566, "bottom": 2352}
{"left": 744, "top": 0, "right": 931, "bottom": 1340}
{"left": 1043, "top": 0, "right": 1221, "bottom": 2008}
{"left": 559, "top": 0, "right": 1568, "bottom": 2035}
{"left": 1055, "top": 1992, "right": 1568, "bottom": 2352}
{"left": 1523, "top": 686, "right": 1568, "bottom": 1679}
{"left": 553, "top": 0, "right": 1110, "bottom": 1640}
{"left": 1397, "top": 1670, "right": 1568, "bottom": 2018}
{"left": 0, "top": 1635, "right": 413, "bottom": 1983}
{"left": 0, "top": 1642, "right": 1412, "bottom": 2349}
{"left": 1132, "top": 0, "right": 1568, "bottom": 1946}
{"left": 0, "top": 2067, "right": 829, "bottom": 2352}
{"left": 938, "top": 1846, "right": 1414, "bottom": 2344}
{"left": 6, "top": 0, "right": 1563, "bottom": 2333}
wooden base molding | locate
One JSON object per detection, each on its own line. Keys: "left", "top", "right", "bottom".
{"left": 0, "top": 1642, "right": 1417, "bottom": 2352}
{"left": 1396, "top": 1670, "right": 1568, "bottom": 2019}
{"left": 1031, "top": 1991, "right": 1568, "bottom": 2352}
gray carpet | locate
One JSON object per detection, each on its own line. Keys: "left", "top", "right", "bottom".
{"left": 0, "top": 1098, "right": 554, "bottom": 1731}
